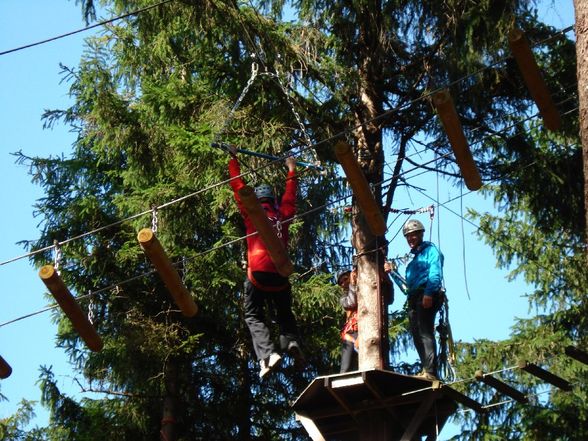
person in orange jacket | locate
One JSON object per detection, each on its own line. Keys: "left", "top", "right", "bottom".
{"left": 337, "top": 268, "right": 358, "bottom": 373}
{"left": 228, "top": 146, "right": 304, "bottom": 379}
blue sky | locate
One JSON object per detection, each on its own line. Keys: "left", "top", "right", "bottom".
{"left": 0, "top": 0, "right": 576, "bottom": 437}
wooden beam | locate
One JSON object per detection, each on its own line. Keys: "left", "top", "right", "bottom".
{"left": 0, "top": 354, "right": 12, "bottom": 379}
{"left": 137, "top": 228, "right": 199, "bottom": 317}
{"left": 565, "top": 345, "right": 588, "bottom": 365}
{"left": 432, "top": 90, "right": 482, "bottom": 191}
{"left": 475, "top": 370, "right": 527, "bottom": 403}
{"left": 439, "top": 383, "right": 485, "bottom": 413}
{"left": 518, "top": 360, "right": 572, "bottom": 391}
{"left": 334, "top": 141, "right": 387, "bottom": 236}
{"left": 400, "top": 390, "right": 437, "bottom": 441}
{"left": 237, "top": 186, "right": 294, "bottom": 277}
{"left": 38, "top": 265, "right": 103, "bottom": 352}
{"left": 295, "top": 413, "right": 326, "bottom": 441}
{"left": 508, "top": 28, "right": 561, "bottom": 131}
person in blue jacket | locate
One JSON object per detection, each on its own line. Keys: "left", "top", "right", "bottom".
{"left": 403, "top": 219, "right": 444, "bottom": 381}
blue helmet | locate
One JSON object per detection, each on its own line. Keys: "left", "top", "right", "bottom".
{"left": 255, "top": 184, "right": 274, "bottom": 201}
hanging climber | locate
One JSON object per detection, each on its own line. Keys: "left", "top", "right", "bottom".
{"left": 228, "top": 145, "right": 305, "bottom": 379}
{"left": 403, "top": 219, "right": 444, "bottom": 382}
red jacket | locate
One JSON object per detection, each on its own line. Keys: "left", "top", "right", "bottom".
{"left": 229, "top": 157, "right": 297, "bottom": 280}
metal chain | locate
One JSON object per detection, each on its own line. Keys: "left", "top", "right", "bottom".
{"left": 88, "top": 295, "right": 95, "bottom": 325}
{"left": 53, "top": 240, "right": 62, "bottom": 275}
{"left": 274, "top": 219, "right": 283, "bottom": 239}
{"left": 213, "top": 62, "right": 259, "bottom": 144}
{"left": 181, "top": 256, "right": 187, "bottom": 284}
{"left": 270, "top": 68, "right": 320, "bottom": 166}
{"left": 151, "top": 206, "right": 159, "bottom": 233}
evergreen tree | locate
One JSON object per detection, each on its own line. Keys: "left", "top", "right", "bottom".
{"left": 9, "top": 0, "right": 584, "bottom": 439}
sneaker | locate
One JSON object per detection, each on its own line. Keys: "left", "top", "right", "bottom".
{"left": 287, "top": 341, "right": 306, "bottom": 367}
{"left": 259, "top": 353, "right": 282, "bottom": 379}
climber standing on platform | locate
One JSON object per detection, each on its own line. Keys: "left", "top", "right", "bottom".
{"left": 338, "top": 267, "right": 358, "bottom": 373}
{"left": 228, "top": 146, "right": 304, "bottom": 379}
{"left": 403, "top": 219, "right": 444, "bottom": 381}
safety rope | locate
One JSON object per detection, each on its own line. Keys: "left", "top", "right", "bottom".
{"left": 437, "top": 293, "right": 457, "bottom": 383}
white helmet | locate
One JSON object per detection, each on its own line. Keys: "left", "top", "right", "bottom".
{"left": 403, "top": 219, "right": 425, "bottom": 236}
{"left": 254, "top": 184, "right": 274, "bottom": 201}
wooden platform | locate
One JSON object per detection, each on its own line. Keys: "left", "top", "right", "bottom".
{"left": 292, "top": 369, "right": 475, "bottom": 441}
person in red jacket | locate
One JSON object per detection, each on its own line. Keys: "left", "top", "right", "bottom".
{"left": 228, "top": 146, "right": 304, "bottom": 379}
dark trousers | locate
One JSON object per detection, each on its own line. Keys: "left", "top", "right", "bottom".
{"left": 407, "top": 293, "right": 441, "bottom": 376}
{"left": 340, "top": 332, "right": 358, "bottom": 373}
{"left": 243, "top": 277, "right": 299, "bottom": 361}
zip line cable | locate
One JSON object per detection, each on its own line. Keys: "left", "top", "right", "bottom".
{"left": 0, "top": 12, "right": 577, "bottom": 286}
{"left": 0, "top": 0, "right": 175, "bottom": 57}
{"left": 0, "top": 151, "right": 455, "bottom": 329}
{"left": 0, "top": 84, "right": 578, "bottom": 270}
{"left": 0, "top": 1, "right": 580, "bottom": 406}
{"left": 0, "top": 137, "right": 561, "bottom": 331}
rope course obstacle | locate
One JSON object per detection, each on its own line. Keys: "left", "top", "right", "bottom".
{"left": 38, "top": 265, "right": 103, "bottom": 352}
{"left": 137, "top": 228, "right": 199, "bottom": 317}
{"left": 293, "top": 346, "right": 588, "bottom": 441}
{"left": 0, "top": 10, "right": 582, "bottom": 441}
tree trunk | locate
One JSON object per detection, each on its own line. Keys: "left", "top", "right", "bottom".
{"left": 161, "top": 360, "right": 178, "bottom": 441}
{"left": 352, "top": 0, "right": 389, "bottom": 371}
{"left": 574, "top": 0, "right": 588, "bottom": 253}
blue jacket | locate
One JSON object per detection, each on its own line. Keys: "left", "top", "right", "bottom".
{"left": 405, "top": 241, "right": 444, "bottom": 298}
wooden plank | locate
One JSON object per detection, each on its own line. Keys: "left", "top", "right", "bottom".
{"left": 138, "top": 228, "right": 199, "bottom": 316}
{"left": 440, "top": 384, "right": 485, "bottom": 413}
{"left": 0, "top": 354, "right": 12, "bottom": 379}
{"left": 565, "top": 345, "right": 588, "bottom": 365}
{"left": 334, "top": 141, "right": 386, "bottom": 236}
{"left": 508, "top": 28, "right": 561, "bottom": 131}
{"left": 518, "top": 360, "right": 572, "bottom": 391}
{"left": 236, "top": 187, "right": 294, "bottom": 277}
{"left": 38, "top": 265, "right": 103, "bottom": 352}
{"left": 432, "top": 89, "right": 482, "bottom": 191}
{"left": 475, "top": 370, "right": 527, "bottom": 403}
{"left": 400, "top": 390, "right": 437, "bottom": 441}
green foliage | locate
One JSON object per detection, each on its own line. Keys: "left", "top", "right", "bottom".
{"left": 12, "top": 0, "right": 584, "bottom": 439}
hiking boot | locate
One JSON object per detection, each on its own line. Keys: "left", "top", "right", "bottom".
{"left": 259, "top": 352, "right": 282, "bottom": 379}
{"left": 287, "top": 341, "right": 306, "bottom": 367}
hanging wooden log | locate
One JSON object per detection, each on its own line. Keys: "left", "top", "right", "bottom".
{"left": 137, "top": 228, "right": 199, "bottom": 317}
{"left": 0, "top": 354, "right": 12, "bottom": 379}
{"left": 518, "top": 360, "right": 572, "bottom": 391}
{"left": 38, "top": 265, "right": 103, "bottom": 352}
{"left": 432, "top": 89, "right": 482, "bottom": 191}
{"left": 334, "top": 141, "right": 387, "bottom": 236}
{"left": 508, "top": 28, "right": 561, "bottom": 131}
{"left": 565, "top": 345, "right": 588, "bottom": 365}
{"left": 237, "top": 186, "right": 294, "bottom": 277}
{"left": 475, "top": 370, "right": 527, "bottom": 403}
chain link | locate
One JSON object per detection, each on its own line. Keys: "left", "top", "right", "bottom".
{"left": 87, "top": 295, "right": 95, "bottom": 325}
{"left": 270, "top": 68, "right": 319, "bottom": 165}
{"left": 213, "top": 62, "right": 259, "bottom": 144}
{"left": 274, "top": 219, "right": 283, "bottom": 239}
{"left": 151, "top": 206, "right": 159, "bottom": 233}
{"left": 53, "top": 240, "right": 62, "bottom": 275}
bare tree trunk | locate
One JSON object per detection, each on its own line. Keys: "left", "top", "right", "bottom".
{"left": 352, "top": 0, "right": 390, "bottom": 372}
{"left": 574, "top": 0, "right": 588, "bottom": 253}
{"left": 160, "top": 360, "right": 178, "bottom": 441}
